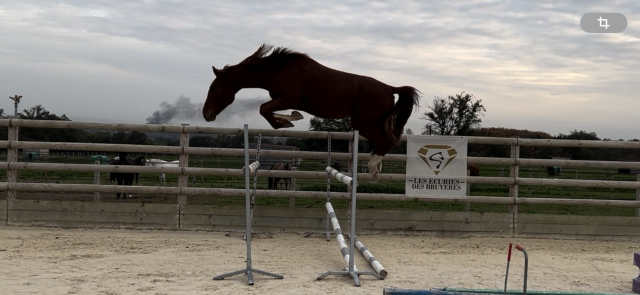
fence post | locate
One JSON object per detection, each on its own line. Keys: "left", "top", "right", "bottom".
{"left": 610, "top": 171, "right": 614, "bottom": 199}
{"left": 509, "top": 137, "right": 520, "bottom": 215}
{"left": 192, "top": 160, "right": 197, "bottom": 185}
{"left": 93, "top": 160, "right": 100, "bottom": 202}
{"left": 289, "top": 166, "right": 298, "bottom": 209}
{"left": 636, "top": 174, "right": 640, "bottom": 217}
{"left": 7, "top": 121, "right": 19, "bottom": 200}
{"left": 465, "top": 170, "right": 470, "bottom": 212}
{"left": 200, "top": 160, "right": 204, "bottom": 186}
{"left": 573, "top": 169, "right": 578, "bottom": 196}
{"left": 44, "top": 155, "right": 48, "bottom": 181}
{"left": 177, "top": 124, "right": 190, "bottom": 206}
{"left": 528, "top": 168, "right": 532, "bottom": 198}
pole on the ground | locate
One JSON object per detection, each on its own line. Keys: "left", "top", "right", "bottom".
{"left": 315, "top": 130, "right": 384, "bottom": 286}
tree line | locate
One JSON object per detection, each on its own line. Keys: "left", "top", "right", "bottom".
{"left": 1, "top": 102, "right": 639, "bottom": 161}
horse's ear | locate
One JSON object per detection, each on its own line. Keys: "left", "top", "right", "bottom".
{"left": 211, "top": 66, "right": 224, "bottom": 77}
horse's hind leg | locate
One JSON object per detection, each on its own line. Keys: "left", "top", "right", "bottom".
{"left": 367, "top": 154, "right": 384, "bottom": 182}
{"left": 358, "top": 127, "right": 394, "bottom": 183}
{"left": 274, "top": 112, "right": 304, "bottom": 122}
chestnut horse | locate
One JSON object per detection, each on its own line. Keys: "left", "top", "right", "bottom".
{"left": 202, "top": 44, "right": 420, "bottom": 182}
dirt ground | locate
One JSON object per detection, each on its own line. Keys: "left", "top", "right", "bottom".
{"left": 0, "top": 225, "right": 638, "bottom": 295}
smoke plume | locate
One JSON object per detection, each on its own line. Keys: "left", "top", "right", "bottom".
{"left": 146, "top": 96, "right": 203, "bottom": 124}
{"left": 146, "top": 96, "right": 268, "bottom": 124}
{"left": 219, "top": 98, "right": 264, "bottom": 118}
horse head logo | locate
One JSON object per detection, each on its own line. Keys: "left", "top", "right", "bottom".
{"left": 429, "top": 152, "right": 445, "bottom": 169}
{"left": 417, "top": 145, "right": 458, "bottom": 175}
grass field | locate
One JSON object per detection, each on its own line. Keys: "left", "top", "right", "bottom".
{"left": 0, "top": 153, "right": 638, "bottom": 217}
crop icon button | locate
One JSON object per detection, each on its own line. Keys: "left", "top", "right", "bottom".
{"left": 581, "top": 13, "right": 627, "bottom": 33}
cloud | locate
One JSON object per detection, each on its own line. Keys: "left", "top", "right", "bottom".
{"left": 0, "top": 0, "right": 639, "bottom": 139}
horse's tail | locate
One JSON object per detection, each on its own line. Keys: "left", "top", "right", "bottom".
{"left": 268, "top": 177, "right": 273, "bottom": 190}
{"left": 385, "top": 86, "right": 421, "bottom": 145}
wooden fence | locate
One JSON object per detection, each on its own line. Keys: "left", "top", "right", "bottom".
{"left": 2, "top": 119, "right": 640, "bottom": 239}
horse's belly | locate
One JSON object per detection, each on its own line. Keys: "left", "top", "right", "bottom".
{"left": 301, "top": 101, "right": 351, "bottom": 119}
{"left": 299, "top": 74, "right": 394, "bottom": 120}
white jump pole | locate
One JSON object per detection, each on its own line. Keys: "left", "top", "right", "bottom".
{"left": 354, "top": 237, "right": 387, "bottom": 278}
{"left": 325, "top": 200, "right": 355, "bottom": 270}
{"left": 316, "top": 130, "right": 384, "bottom": 286}
{"left": 213, "top": 124, "right": 283, "bottom": 285}
{"left": 242, "top": 161, "right": 260, "bottom": 175}
{"left": 324, "top": 166, "right": 388, "bottom": 279}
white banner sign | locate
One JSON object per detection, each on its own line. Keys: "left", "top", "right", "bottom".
{"left": 405, "top": 135, "right": 468, "bottom": 198}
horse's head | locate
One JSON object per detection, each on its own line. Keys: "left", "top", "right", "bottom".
{"left": 134, "top": 155, "right": 146, "bottom": 166}
{"left": 203, "top": 66, "right": 241, "bottom": 122}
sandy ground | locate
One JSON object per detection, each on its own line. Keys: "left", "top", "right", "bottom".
{"left": 0, "top": 225, "right": 638, "bottom": 295}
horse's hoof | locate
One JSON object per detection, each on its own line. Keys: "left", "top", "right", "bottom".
{"left": 290, "top": 111, "right": 304, "bottom": 121}
{"left": 270, "top": 118, "right": 294, "bottom": 129}
{"left": 280, "top": 120, "right": 294, "bottom": 128}
{"left": 371, "top": 174, "right": 379, "bottom": 183}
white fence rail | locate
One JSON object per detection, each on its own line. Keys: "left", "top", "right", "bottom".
{"left": 1, "top": 119, "right": 640, "bottom": 214}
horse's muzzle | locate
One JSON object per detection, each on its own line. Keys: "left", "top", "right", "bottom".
{"left": 203, "top": 109, "right": 216, "bottom": 122}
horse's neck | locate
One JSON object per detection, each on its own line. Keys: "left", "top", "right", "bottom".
{"left": 231, "top": 63, "right": 293, "bottom": 90}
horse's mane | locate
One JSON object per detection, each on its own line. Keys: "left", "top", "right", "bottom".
{"left": 222, "top": 44, "right": 310, "bottom": 71}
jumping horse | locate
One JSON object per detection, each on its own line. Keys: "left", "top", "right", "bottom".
{"left": 202, "top": 44, "right": 421, "bottom": 182}
{"left": 267, "top": 163, "right": 292, "bottom": 190}
{"left": 109, "top": 152, "right": 146, "bottom": 199}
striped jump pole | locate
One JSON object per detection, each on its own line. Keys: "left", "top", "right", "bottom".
{"left": 242, "top": 161, "right": 260, "bottom": 174}
{"left": 325, "top": 201, "right": 357, "bottom": 270}
{"left": 213, "top": 124, "right": 283, "bottom": 285}
{"left": 326, "top": 166, "right": 353, "bottom": 186}
{"left": 316, "top": 130, "right": 384, "bottom": 287}
{"left": 354, "top": 236, "right": 387, "bottom": 278}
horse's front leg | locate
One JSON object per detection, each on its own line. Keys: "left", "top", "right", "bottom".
{"left": 126, "top": 175, "right": 134, "bottom": 198}
{"left": 116, "top": 176, "right": 123, "bottom": 199}
{"left": 259, "top": 99, "right": 304, "bottom": 129}
{"left": 273, "top": 112, "right": 304, "bottom": 122}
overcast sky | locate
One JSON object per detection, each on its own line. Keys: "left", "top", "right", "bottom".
{"left": 1, "top": 1, "right": 638, "bottom": 139}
